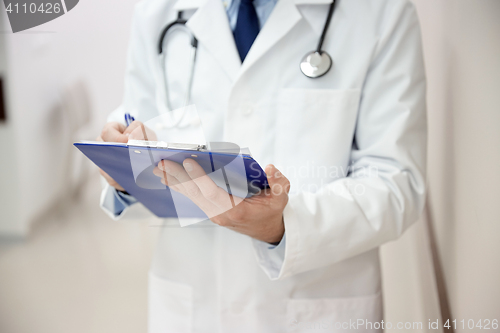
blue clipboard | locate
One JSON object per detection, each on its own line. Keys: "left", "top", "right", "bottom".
{"left": 74, "top": 142, "right": 269, "bottom": 218}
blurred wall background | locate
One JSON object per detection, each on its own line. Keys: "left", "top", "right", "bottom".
{"left": 0, "top": 0, "right": 499, "bottom": 332}
{"left": 381, "top": 0, "right": 500, "bottom": 331}
{"left": 419, "top": 0, "right": 500, "bottom": 325}
{"left": 0, "top": 0, "right": 140, "bottom": 236}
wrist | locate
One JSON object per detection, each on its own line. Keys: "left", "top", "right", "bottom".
{"left": 265, "top": 215, "right": 285, "bottom": 244}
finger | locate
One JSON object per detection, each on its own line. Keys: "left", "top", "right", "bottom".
{"left": 123, "top": 121, "right": 142, "bottom": 136}
{"left": 152, "top": 166, "right": 184, "bottom": 191}
{"left": 159, "top": 160, "right": 206, "bottom": 201}
{"left": 265, "top": 164, "right": 290, "bottom": 201}
{"left": 126, "top": 121, "right": 148, "bottom": 140}
{"left": 152, "top": 166, "right": 164, "bottom": 178}
{"left": 101, "top": 122, "right": 128, "bottom": 143}
{"left": 159, "top": 160, "right": 230, "bottom": 217}
{"left": 183, "top": 159, "right": 233, "bottom": 211}
{"left": 160, "top": 177, "right": 184, "bottom": 193}
{"left": 126, "top": 121, "right": 158, "bottom": 141}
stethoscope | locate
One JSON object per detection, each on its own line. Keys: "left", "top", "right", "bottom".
{"left": 158, "top": 12, "right": 198, "bottom": 127}
{"left": 157, "top": 0, "right": 336, "bottom": 124}
{"left": 299, "top": 0, "right": 336, "bottom": 78}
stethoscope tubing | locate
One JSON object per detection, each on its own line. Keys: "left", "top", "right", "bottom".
{"left": 158, "top": 11, "right": 198, "bottom": 128}
{"left": 316, "top": 0, "right": 336, "bottom": 53}
{"left": 157, "top": 0, "right": 336, "bottom": 124}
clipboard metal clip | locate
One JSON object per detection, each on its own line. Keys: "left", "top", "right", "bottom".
{"left": 127, "top": 140, "right": 207, "bottom": 151}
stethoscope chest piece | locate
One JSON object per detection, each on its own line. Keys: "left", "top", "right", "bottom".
{"left": 300, "top": 51, "right": 332, "bottom": 78}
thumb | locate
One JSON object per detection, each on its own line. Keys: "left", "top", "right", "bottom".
{"left": 123, "top": 120, "right": 142, "bottom": 136}
{"left": 127, "top": 121, "right": 158, "bottom": 141}
{"left": 125, "top": 121, "right": 147, "bottom": 140}
{"left": 265, "top": 164, "right": 290, "bottom": 199}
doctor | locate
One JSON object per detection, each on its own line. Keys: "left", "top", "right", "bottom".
{"left": 98, "top": 0, "right": 427, "bottom": 331}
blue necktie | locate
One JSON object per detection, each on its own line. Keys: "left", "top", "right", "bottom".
{"left": 233, "top": 0, "right": 260, "bottom": 62}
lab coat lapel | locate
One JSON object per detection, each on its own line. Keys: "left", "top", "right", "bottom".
{"left": 295, "top": 0, "right": 334, "bottom": 35}
{"left": 186, "top": 0, "right": 241, "bottom": 82}
{"left": 238, "top": 0, "right": 303, "bottom": 76}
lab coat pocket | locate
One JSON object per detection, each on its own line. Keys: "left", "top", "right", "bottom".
{"left": 148, "top": 272, "right": 193, "bottom": 333}
{"left": 275, "top": 89, "right": 361, "bottom": 170}
{"left": 286, "top": 292, "right": 383, "bottom": 332}
{"left": 277, "top": 89, "right": 360, "bottom": 163}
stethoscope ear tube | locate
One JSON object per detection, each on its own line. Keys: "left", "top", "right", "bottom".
{"left": 158, "top": 12, "right": 198, "bottom": 54}
{"left": 158, "top": 11, "right": 198, "bottom": 127}
{"left": 158, "top": 19, "right": 186, "bottom": 54}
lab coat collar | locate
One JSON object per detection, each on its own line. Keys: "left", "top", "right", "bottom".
{"left": 295, "top": 0, "right": 334, "bottom": 36}
{"left": 239, "top": 0, "right": 333, "bottom": 75}
{"left": 184, "top": 0, "right": 241, "bottom": 81}
{"left": 238, "top": 0, "right": 302, "bottom": 75}
{"left": 174, "top": 0, "right": 205, "bottom": 11}
{"left": 173, "top": 0, "right": 333, "bottom": 11}
{"left": 174, "top": 0, "right": 333, "bottom": 81}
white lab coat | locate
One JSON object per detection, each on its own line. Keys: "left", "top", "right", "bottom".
{"left": 101, "top": 0, "right": 427, "bottom": 331}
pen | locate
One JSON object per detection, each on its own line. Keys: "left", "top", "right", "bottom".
{"left": 124, "top": 113, "right": 135, "bottom": 127}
